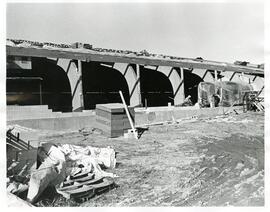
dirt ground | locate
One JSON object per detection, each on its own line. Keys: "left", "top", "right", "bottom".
{"left": 34, "top": 111, "right": 264, "bottom": 207}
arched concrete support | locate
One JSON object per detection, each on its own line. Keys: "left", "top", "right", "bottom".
{"left": 191, "top": 69, "right": 215, "bottom": 82}
{"left": 57, "top": 59, "right": 83, "bottom": 111}
{"left": 225, "top": 72, "right": 246, "bottom": 82}
{"left": 221, "top": 71, "right": 253, "bottom": 83}
{"left": 113, "top": 63, "right": 141, "bottom": 106}
{"left": 252, "top": 76, "right": 264, "bottom": 97}
{"left": 221, "top": 71, "right": 236, "bottom": 81}
{"left": 156, "top": 66, "right": 184, "bottom": 105}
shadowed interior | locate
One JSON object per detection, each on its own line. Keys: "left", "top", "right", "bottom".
{"left": 82, "top": 62, "right": 130, "bottom": 109}
{"left": 7, "top": 58, "right": 72, "bottom": 112}
{"left": 184, "top": 70, "right": 204, "bottom": 104}
{"left": 140, "top": 67, "right": 174, "bottom": 107}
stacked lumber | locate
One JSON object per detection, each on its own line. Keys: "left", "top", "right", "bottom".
{"left": 56, "top": 171, "right": 114, "bottom": 202}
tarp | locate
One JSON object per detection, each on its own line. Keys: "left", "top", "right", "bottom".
{"left": 198, "top": 81, "right": 253, "bottom": 107}
{"left": 27, "top": 143, "right": 117, "bottom": 203}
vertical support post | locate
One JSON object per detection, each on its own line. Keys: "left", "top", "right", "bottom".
{"left": 214, "top": 70, "right": 218, "bottom": 81}
{"left": 180, "top": 68, "right": 184, "bottom": 83}
{"left": 136, "top": 64, "right": 142, "bottom": 106}
{"left": 241, "top": 72, "right": 245, "bottom": 81}
{"left": 213, "top": 70, "right": 218, "bottom": 108}
{"left": 180, "top": 67, "right": 184, "bottom": 101}
{"left": 220, "top": 87, "right": 223, "bottom": 106}
{"left": 39, "top": 80, "right": 42, "bottom": 105}
{"left": 78, "top": 60, "right": 84, "bottom": 111}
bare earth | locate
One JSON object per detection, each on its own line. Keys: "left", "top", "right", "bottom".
{"left": 36, "top": 112, "right": 264, "bottom": 207}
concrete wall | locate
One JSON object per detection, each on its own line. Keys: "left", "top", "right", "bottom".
{"left": 7, "top": 115, "right": 97, "bottom": 131}
{"left": 135, "top": 106, "right": 243, "bottom": 126}
{"left": 7, "top": 105, "right": 242, "bottom": 132}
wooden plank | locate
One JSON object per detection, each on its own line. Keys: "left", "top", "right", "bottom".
{"left": 70, "top": 171, "right": 93, "bottom": 180}
{"left": 58, "top": 177, "right": 104, "bottom": 192}
{"left": 6, "top": 46, "right": 264, "bottom": 75}
{"left": 57, "top": 177, "right": 114, "bottom": 200}
{"left": 63, "top": 173, "right": 95, "bottom": 185}
{"left": 7, "top": 138, "right": 29, "bottom": 151}
{"left": 66, "top": 178, "right": 114, "bottom": 195}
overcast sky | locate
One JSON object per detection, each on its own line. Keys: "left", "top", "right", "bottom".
{"left": 6, "top": 2, "right": 264, "bottom": 63}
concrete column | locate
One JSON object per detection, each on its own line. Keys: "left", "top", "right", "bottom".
{"left": 57, "top": 58, "right": 84, "bottom": 111}
{"left": 113, "top": 63, "right": 141, "bottom": 106}
{"left": 156, "top": 66, "right": 185, "bottom": 105}
{"left": 252, "top": 76, "right": 264, "bottom": 97}
{"left": 77, "top": 60, "right": 84, "bottom": 111}
{"left": 214, "top": 70, "right": 218, "bottom": 81}
{"left": 136, "top": 64, "right": 142, "bottom": 106}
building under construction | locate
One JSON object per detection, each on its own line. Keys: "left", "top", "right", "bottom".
{"left": 6, "top": 39, "right": 264, "bottom": 113}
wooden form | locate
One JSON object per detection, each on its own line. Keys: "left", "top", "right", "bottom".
{"left": 95, "top": 103, "right": 135, "bottom": 137}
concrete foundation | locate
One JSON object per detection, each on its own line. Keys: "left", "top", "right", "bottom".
{"left": 7, "top": 115, "right": 96, "bottom": 131}
{"left": 7, "top": 105, "right": 244, "bottom": 132}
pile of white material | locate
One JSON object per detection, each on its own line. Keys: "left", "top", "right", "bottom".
{"left": 27, "top": 143, "right": 117, "bottom": 203}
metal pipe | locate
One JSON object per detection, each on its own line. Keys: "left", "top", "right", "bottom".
{"left": 119, "top": 90, "right": 138, "bottom": 140}
{"left": 39, "top": 81, "right": 42, "bottom": 105}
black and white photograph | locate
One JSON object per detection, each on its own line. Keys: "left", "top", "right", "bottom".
{"left": 1, "top": 0, "right": 268, "bottom": 209}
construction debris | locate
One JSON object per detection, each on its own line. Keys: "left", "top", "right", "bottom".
{"left": 56, "top": 174, "right": 114, "bottom": 202}
{"left": 7, "top": 139, "right": 118, "bottom": 204}
{"left": 26, "top": 143, "right": 117, "bottom": 203}
{"left": 179, "top": 95, "right": 193, "bottom": 107}
{"left": 243, "top": 91, "right": 264, "bottom": 112}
